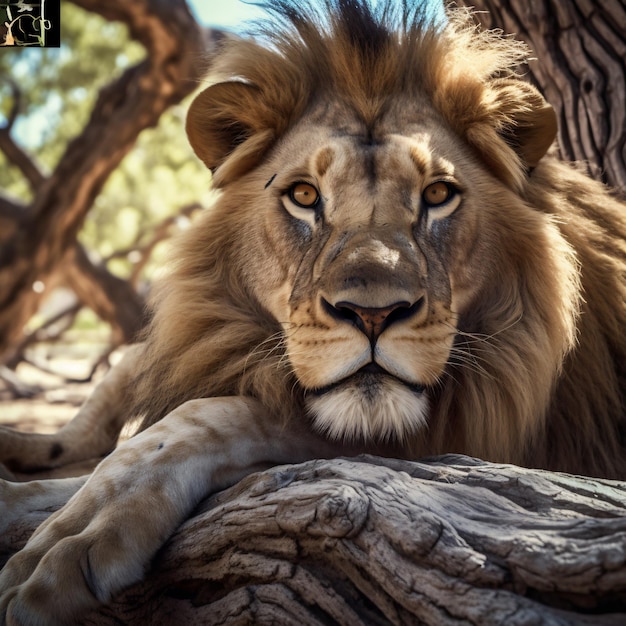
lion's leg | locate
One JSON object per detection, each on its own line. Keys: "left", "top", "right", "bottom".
{"left": 0, "top": 344, "right": 143, "bottom": 474}
{"left": 0, "top": 396, "right": 344, "bottom": 625}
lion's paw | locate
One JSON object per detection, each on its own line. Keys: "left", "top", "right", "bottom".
{"left": 0, "top": 424, "right": 197, "bottom": 625}
{"left": 0, "top": 466, "right": 150, "bottom": 625}
{"left": 0, "top": 523, "right": 146, "bottom": 626}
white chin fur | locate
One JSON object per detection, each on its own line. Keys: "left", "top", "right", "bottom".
{"left": 307, "top": 378, "right": 428, "bottom": 442}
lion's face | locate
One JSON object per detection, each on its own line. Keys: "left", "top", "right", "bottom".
{"left": 235, "top": 101, "right": 500, "bottom": 441}
{"left": 181, "top": 2, "right": 580, "bottom": 457}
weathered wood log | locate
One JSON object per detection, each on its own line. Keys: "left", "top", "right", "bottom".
{"left": 25, "top": 455, "right": 616, "bottom": 625}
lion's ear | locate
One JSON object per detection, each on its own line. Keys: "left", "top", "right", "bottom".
{"left": 493, "top": 80, "right": 557, "bottom": 168}
{"left": 464, "top": 80, "right": 557, "bottom": 190}
{"left": 186, "top": 81, "right": 276, "bottom": 187}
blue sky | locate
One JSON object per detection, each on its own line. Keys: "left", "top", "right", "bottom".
{"left": 187, "top": 1, "right": 446, "bottom": 32}
{"left": 187, "top": 1, "right": 266, "bottom": 31}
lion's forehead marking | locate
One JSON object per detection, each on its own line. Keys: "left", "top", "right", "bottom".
{"left": 313, "top": 132, "right": 456, "bottom": 187}
{"left": 397, "top": 134, "right": 457, "bottom": 180}
{"left": 314, "top": 146, "right": 335, "bottom": 178}
{"left": 408, "top": 142, "right": 432, "bottom": 177}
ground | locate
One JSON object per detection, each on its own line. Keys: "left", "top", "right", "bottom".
{"left": 1, "top": 336, "right": 122, "bottom": 439}
{"left": 1, "top": 370, "right": 93, "bottom": 434}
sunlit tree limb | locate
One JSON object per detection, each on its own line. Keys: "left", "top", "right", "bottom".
{"left": 3, "top": 457, "right": 624, "bottom": 623}
{"left": 0, "top": 77, "right": 46, "bottom": 191}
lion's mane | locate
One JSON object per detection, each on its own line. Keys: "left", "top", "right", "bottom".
{"left": 132, "top": 1, "right": 626, "bottom": 479}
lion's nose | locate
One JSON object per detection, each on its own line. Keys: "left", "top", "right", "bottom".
{"left": 324, "top": 298, "right": 424, "bottom": 343}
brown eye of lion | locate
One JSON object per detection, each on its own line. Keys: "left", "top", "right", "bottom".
{"left": 289, "top": 182, "right": 319, "bottom": 208}
{"left": 422, "top": 181, "right": 454, "bottom": 206}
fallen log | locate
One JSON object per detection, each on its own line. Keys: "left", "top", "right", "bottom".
{"left": 64, "top": 454, "right": 626, "bottom": 625}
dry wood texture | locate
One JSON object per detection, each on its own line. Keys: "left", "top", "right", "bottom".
{"left": 30, "top": 456, "right": 622, "bottom": 625}
{"left": 456, "top": 0, "right": 626, "bottom": 192}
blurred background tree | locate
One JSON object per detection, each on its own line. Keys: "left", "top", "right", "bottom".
{"left": 0, "top": 0, "right": 217, "bottom": 395}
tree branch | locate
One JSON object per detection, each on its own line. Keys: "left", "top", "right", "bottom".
{"left": 0, "top": 77, "right": 46, "bottom": 191}
{"left": 64, "top": 244, "right": 148, "bottom": 344}
{"left": 0, "top": 132, "right": 46, "bottom": 191}
{"left": 0, "top": 195, "right": 27, "bottom": 222}
{"left": 115, "top": 202, "right": 202, "bottom": 287}
{"left": 0, "top": 0, "right": 212, "bottom": 359}
{"left": 99, "top": 457, "right": 626, "bottom": 624}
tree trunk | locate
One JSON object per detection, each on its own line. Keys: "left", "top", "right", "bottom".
{"left": 5, "top": 456, "right": 623, "bottom": 625}
{"left": 0, "top": 0, "right": 211, "bottom": 361}
{"left": 455, "top": 0, "right": 626, "bottom": 193}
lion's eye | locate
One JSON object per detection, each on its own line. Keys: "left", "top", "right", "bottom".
{"left": 289, "top": 183, "right": 320, "bottom": 208}
{"left": 422, "top": 181, "right": 455, "bottom": 207}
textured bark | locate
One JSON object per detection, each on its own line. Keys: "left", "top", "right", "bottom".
{"left": 0, "top": 0, "right": 211, "bottom": 360}
{"left": 86, "top": 456, "right": 626, "bottom": 624}
{"left": 455, "top": 0, "right": 626, "bottom": 192}
{"left": 0, "top": 78, "right": 46, "bottom": 191}
{"left": 6, "top": 456, "right": 623, "bottom": 624}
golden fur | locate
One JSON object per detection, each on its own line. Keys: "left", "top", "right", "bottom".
{"left": 132, "top": 0, "right": 626, "bottom": 478}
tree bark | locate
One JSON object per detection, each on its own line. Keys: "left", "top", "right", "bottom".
{"left": 455, "top": 0, "right": 626, "bottom": 193}
{"left": 0, "top": 0, "right": 211, "bottom": 361}
{"left": 5, "top": 456, "right": 624, "bottom": 624}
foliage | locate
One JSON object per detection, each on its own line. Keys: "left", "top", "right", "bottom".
{"left": 1, "top": 2, "right": 143, "bottom": 180}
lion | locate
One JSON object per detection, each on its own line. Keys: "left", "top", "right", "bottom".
{"left": 1, "top": 0, "right": 625, "bottom": 622}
